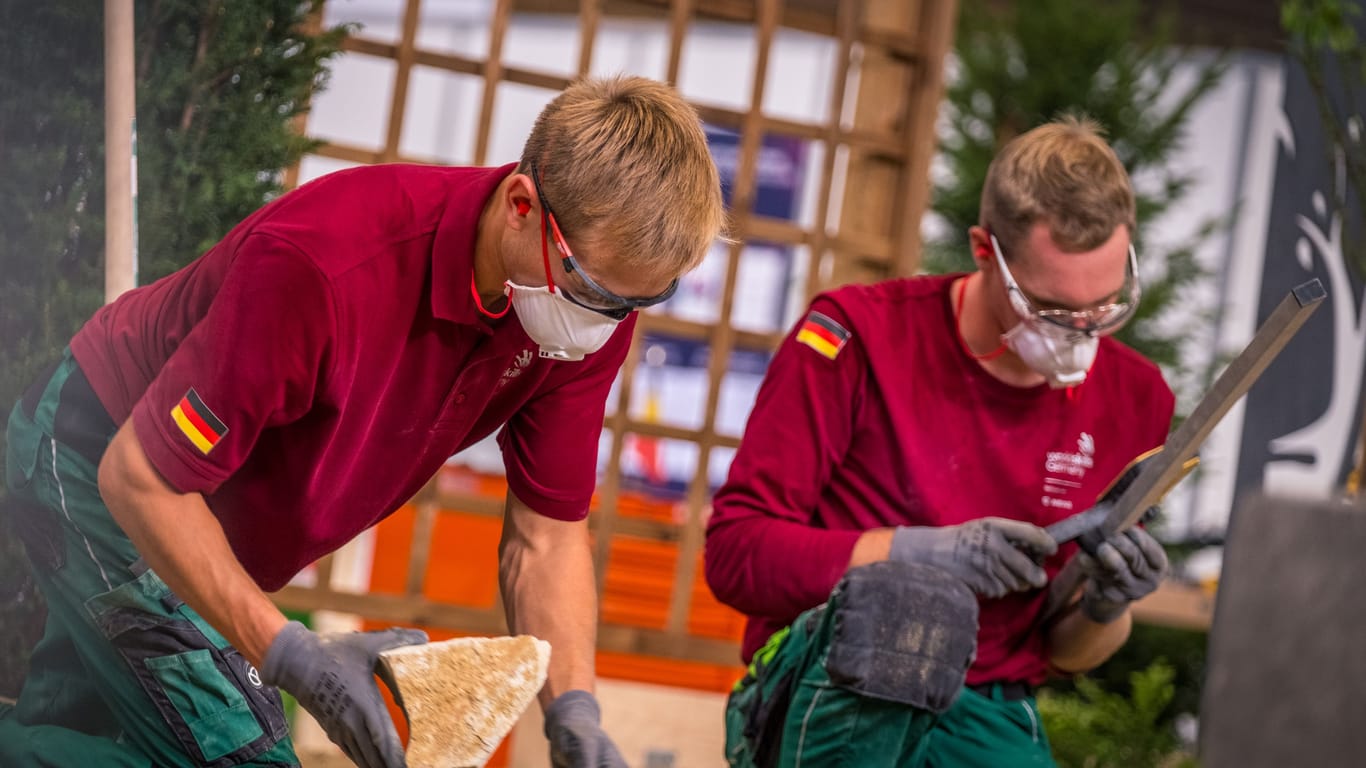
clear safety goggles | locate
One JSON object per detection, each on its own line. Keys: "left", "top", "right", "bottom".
{"left": 990, "top": 233, "right": 1139, "bottom": 335}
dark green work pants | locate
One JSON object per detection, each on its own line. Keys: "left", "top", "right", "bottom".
{"left": 1, "top": 351, "right": 298, "bottom": 767}
{"left": 725, "top": 579, "right": 1055, "bottom": 768}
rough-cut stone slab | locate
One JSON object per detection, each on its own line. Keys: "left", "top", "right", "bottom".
{"left": 380, "top": 635, "right": 550, "bottom": 768}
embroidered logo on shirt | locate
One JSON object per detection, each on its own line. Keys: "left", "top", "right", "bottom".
{"left": 170, "top": 388, "right": 228, "bottom": 455}
{"left": 1041, "top": 432, "right": 1096, "bottom": 510}
{"left": 498, "top": 348, "right": 535, "bottom": 388}
{"left": 795, "top": 311, "right": 851, "bottom": 360}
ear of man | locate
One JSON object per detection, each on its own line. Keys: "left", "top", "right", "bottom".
{"left": 967, "top": 226, "right": 997, "bottom": 272}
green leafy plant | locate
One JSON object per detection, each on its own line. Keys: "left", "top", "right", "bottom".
{"left": 0, "top": 0, "right": 349, "bottom": 698}
{"left": 928, "top": 0, "right": 1226, "bottom": 401}
{"left": 133, "top": 0, "right": 352, "bottom": 281}
{"left": 1039, "top": 660, "right": 1198, "bottom": 768}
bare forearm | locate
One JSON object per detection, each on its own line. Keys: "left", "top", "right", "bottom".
{"left": 500, "top": 494, "right": 599, "bottom": 709}
{"left": 1047, "top": 602, "right": 1132, "bottom": 673}
{"left": 848, "top": 527, "right": 894, "bottom": 568}
{"left": 98, "top": 423, "right": 286, "bottom": 667}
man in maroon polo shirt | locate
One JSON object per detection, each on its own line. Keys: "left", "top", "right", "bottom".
{"left": 1, "top": 76, "right": 723, "bottom": 768}
{"left": 705, "top": 117, "right": 1175, "bottom": 766}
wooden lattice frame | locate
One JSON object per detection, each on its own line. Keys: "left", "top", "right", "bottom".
{"left": 273, "top": 0, "right": 958, "bottom": 666}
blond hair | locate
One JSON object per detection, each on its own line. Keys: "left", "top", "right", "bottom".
{"left": 519, "top": 76, "right": 725, "bottom": 280}
{"left": 979, "top": 115, "right": 1136, "bottom": 254}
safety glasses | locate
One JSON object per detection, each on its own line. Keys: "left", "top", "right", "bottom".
{"left": 990, "top": 233, "right": 1139, "bottom": 335}
{"left": 530, "top": 165, "right": 678, "bottom": 321}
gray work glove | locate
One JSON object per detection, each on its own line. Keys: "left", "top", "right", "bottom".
{"left": 261, "top": 620, "right": 428, "bottom": 768}
{"left": 890, "top": 518, "right": 1057, "bottom": 598}
{"left": 544, "top": 690, "right": 627, "bottom": 768}
{"left": 1077, "top": 526, "right": 1169, "bottom": 624}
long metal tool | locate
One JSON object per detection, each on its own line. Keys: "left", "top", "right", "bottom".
{"left": 1043, "top": 448, "right": 1200, "bottom": 552}
{"left": 1039, "top": 278, "right": 1328, "bottom": 623}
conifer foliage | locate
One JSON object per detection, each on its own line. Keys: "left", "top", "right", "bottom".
{"left": 927, "top": 0, "right": 1225, "bottom": 375}
{"left": 0, "top": 0, "right": 348, "bottom": 697}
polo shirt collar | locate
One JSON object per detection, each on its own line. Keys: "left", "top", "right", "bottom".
{"left": 430, "top": 162, "right": 519, "bottom": 325}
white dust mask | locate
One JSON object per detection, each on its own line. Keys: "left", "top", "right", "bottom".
{"left": 1002, "top": 320, "right": 1099, "bottom": 389}
{"left": 505, "top": 281, "right": 621, "bottom": 361}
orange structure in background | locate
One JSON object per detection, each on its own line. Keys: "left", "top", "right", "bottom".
{"left": 363, "top": 464, "right": 747, "bottom": 764}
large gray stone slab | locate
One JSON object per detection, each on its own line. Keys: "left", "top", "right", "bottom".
{"left": 1201, "top": 494, "right": 1366, "bottom": 767}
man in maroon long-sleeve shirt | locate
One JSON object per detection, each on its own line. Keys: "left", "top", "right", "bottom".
{"left": 706, "top": 117, "right": 1174, "bottom": 767}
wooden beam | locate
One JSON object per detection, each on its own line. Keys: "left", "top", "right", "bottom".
{"left": 273, "top": 586, "right": 508, "bottom": 631}
{"left": 687, "top": 104, "right": 909, "bottom": 159}
{"left": 608, "top": 516, "right": 680, "bottom": 542}
{"left": 890, "top": 0, "right": 957, "bottom": 276}
{"left": 405, "top": 481, "right": 439, "bottom": 596}
{"left": 665, "top": 0, "right": 694, "bottom": 84}
{"left": 517, "top": 0, "right": 836, "bottom": 37}
{"left": 577, "top": 0, "right": 603, "bottom": 76}
{"left": 381, "top": 0, "right": 424, "bottom": 163}
{"left": 104, "top": 0, "right": 137, "bottom": 301}
{"left": 283, "top": 6, "right": 325, "bottom": 191}
{"left": 670, "top": 0, "right": 779, "bottom": 639}
{"left": 314, "top": 553, "right": 336, "bottom": 591}
{"left": 474, "top": 0, "right": 513, "bottom": 165}
{"left": 1131, "top": 580, "right": 1215, "bottom": 631}
{"left": 592, "top": 319, "right": 641, "bottom": 594}
{"left": 636, "top": 313, "right": 781, "bottom": 353}
{"left": 270, "top": 588, "right": 742, "bottom": 665}
{"left": 596, "top": 623, "right": 740, "bottom": 666}
{"left": 803, "top": 0, "right": 860, "bottom": 301}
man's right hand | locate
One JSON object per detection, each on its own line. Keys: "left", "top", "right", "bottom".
{"left": 890, "top": 518, "right": 1057, "bottom": 598}
{"left": 261, "top": 621, "right": 428, "bottom": 768}
{"left": 544, "top": 690, "right": 628, "bottom": 768}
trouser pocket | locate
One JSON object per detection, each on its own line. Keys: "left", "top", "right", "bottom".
{"left": 727, "top": 663, "right": 797, "bottom": 768}
{"left": 85, "top": 567, "right": 290, "bottom": 766}
{"left": 5, "top": 493, "right": 66, "bottom": 573}
{"left": 725, "top": 611, "right": 826, "bottom": 768}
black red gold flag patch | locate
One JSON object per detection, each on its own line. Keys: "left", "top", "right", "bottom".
{"left": 795, "top": 311, "right": 851, "bottom": 360}
{"left": 171, "top": 388, "right": 227, "bottom": 454}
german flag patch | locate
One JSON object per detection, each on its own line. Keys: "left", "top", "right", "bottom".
{"left": 171, "top": 388, "right": 228, "bottom": 455}
{"left": 795, "top": 311, "right": 851, "bottom": 360}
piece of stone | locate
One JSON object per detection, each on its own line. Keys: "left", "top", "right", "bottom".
{"left": 380, "top": 635, "right": 551, "bottom": 768}
{"left": 1201, "top": 494, "right": 1366, "bottom": 767}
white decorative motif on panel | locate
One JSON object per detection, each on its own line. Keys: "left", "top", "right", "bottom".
{"left": 1265, "top": 137, "right": 1366, "bottom": 497}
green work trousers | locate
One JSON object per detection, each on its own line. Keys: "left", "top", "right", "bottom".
{"left": 725, "top": 599, "right": 1055, "bottom": 768}
{"left": 1, "top": 351, "right": 299, "bottom": 767}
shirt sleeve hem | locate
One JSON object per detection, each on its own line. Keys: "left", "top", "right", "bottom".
{"left": 505, "top": 474, "right": 590, "bottom": 522}
{"left": 130, "top": 399, "right": 228, "bottom": 494}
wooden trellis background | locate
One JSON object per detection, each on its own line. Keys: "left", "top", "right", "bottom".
{"left": 272, "top": 0, "right": 960, "bottom": 669}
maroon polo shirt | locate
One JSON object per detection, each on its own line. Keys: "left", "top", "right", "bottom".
{"left": 705, "top": 274, "right": 1173, "bottom": 684}
{"left": 72, "top": 163, "right": 634, "bottom": 591}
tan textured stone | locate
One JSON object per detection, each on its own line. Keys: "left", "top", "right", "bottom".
{"left": 379, "top": 635, "right": 550, "bottom": 768}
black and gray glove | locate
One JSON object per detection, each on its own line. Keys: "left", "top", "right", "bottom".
{"left": 544, "top": 690, "right": 627, "bottom": 768}
{"left": 1076, "top": 526, "right": 1168, "bottom": 624}
{"left": 261, "top": 621, "right": 428, "bottom": 768}
{"left": 890, "top": 517, "right": 1057, "bottom": 598}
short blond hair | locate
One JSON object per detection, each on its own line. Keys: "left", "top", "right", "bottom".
{"left": 980, "top": 115, "right": 1136, "bottom": 254}
{"left": 519, "top": 76, "right": 725, "bottom": 280}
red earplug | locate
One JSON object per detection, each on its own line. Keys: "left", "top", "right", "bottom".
{"left": 516, "top": 200, "right": 531, "bottom": 216}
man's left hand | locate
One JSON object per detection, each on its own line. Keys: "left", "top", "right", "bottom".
{"left": 544, "top": 690, "right": 627, "bottom": 768}
{"left": 1077, "top": 526, "right": 1168, "bottom": 624}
